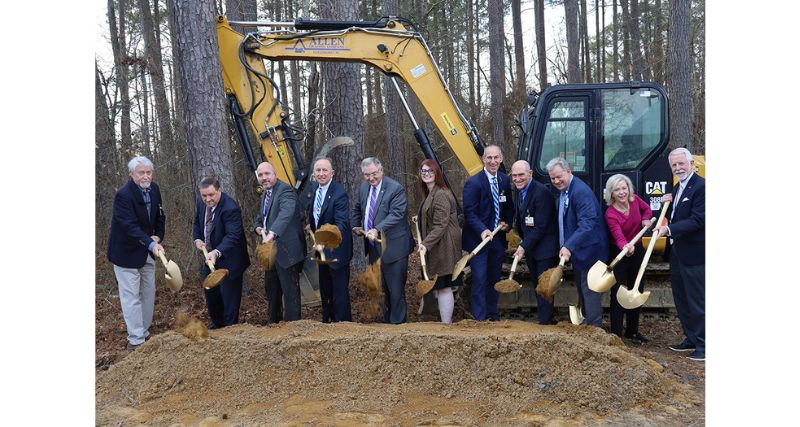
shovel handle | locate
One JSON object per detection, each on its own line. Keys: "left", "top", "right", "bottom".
{"left": 200, "top": 247, "right": 216, "bottom": 272}
{"left": 508, "top": 255, "right": 520, "bottom": 281}
{"left": 632, "top": 202, "right": 670, "bottom": 290}
{"left": 558, "top": 255, "right": 567, "bottom": 267}
{"left": 156, "top": 250, "right": 169, "bottom": 267}
{"left": 470, "top": 224, "right": 504, "bottom": 256}
{"left": 608, "top": 219, "right": 654, "bottom": 270}
{"left": 413, "top": 221, "right": 432, "bottom": 280}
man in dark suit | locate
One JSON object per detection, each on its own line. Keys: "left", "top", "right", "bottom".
{"left": 351, "top": 157, "right": 413, "bottom": 324}
{"left": 192, "top": 176, "right": 250, "bottom": 329}
{"left": 307, "top": 157, "right": 353, "bottom": 323}
{"left": 546, "top": 157, "right": 608, "bottom": 327}
{"left": 107, "top": 156, "right": 165, "bottom": 351}
{"left": 510, "top": 160, "right": 560, "bottom": 325}
{"left": 462, "top": 145, "right": 514, "bottom": 321}
{"left": 254, "top": 162, "right": 306, "bottom": 323}
{"left": 655, "top": 147, "right": 705, "bottom": 362}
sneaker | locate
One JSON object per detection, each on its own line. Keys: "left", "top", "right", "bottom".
{"left": 687, "top": 350, "right": 705, "bottom": 361}
{"left": 669, "top": 340, "right": 695, "bottom": 352}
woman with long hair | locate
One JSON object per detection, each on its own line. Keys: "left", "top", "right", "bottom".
{"left": 413, "top": 159, "right": 462, "bottom": 323}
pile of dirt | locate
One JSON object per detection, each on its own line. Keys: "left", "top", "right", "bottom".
{"left": 96, "top": 319, "right": 699, "bottom": 425}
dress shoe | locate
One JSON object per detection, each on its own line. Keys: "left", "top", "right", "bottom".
{"left": 207, "top": 323, "right": 222, "bottom": 330}
{"left": 625, "top": 332, "right": 650, "bottom": 343}
{"left": 669, "top": 340, "right": 695, "bottom": 352}
{"left": 126, "top": 342, "right": 141, "bottom": 352}
{"left": 687, "top": 350, "right": 705, "bottom": 361}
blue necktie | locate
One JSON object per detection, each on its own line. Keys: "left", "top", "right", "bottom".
{"left": 491, "top": 176, "right": 500, "bottom": 229}
{"left": 142, "top": 189, "right": 151, "bottom": 221}
{"left": 313, "top": 187, "right": 324, "bottom": 227}
{"left": 558, "top": 192, "right": 566, "bottom": 247}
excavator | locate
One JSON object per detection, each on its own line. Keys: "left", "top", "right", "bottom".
{"left": 214, "top": 15, "right": 704, "bottom": 314}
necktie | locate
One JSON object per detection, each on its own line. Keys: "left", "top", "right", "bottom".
{"left": 143, "top": 189, "right": 151, "bottom": 221}
{"left": 204, "top": 206, "right": 213, "bottom": 247}
{"left": 313, "top": 187, "right": 324, "bottom": 227}
{"left": 558, "top": 192, "right": 566, "bottom": 247}
{"left": 366, "top": 186, "right": 378, "bottom": 231}
{"left": 491, "top": 176, "right": 500, "bottom": 229}
{"left": 262, "top": 189, "right": 272, "bottom": 230}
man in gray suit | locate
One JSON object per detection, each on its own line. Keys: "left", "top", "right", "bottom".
{"left": 352, "top": 157, "right": 414, "bottom": 324}
{"left": 254, "top": 162, "right": 307, "bottom": 323}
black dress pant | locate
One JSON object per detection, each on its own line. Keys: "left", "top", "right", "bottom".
{"left": 609, "top": 243, "right": 645, "bottom": 337}
{"left": 264, "top": 261, "right": 303, "bottom": 323}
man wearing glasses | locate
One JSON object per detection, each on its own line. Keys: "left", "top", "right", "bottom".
{"left": 352, "top": 157, "right": 414, "bottom": 324}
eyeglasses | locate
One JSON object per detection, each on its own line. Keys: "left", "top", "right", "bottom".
{"left": 363, "top": 170, "right": 381, "bottom": 178}
{"left": 419, "top": 169, "right": 434, "bottom": 176}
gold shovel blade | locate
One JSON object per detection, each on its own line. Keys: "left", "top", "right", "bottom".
{"left": 587, "top": 260, "right": 616, "bottom": 293}
{"left": 203, "top": 268, "right": 229, "bottom": 289}
{"left": 164, "top": 260, "right": 183, "bottom": 292}
{"left": 617, "top": 288, "right": 651, "bottom": 310}
{"left": 451, "top": 254, "right": 471, "bottom": 281}
{"left": 494, "top": 279, "right": 522, "bottom": 293}
{"left": 416, "top": 279, "right": 435, "bottom": 297}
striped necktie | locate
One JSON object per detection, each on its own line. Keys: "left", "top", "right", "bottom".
{"left": 313, "top": 187, "right": 324, "bottom": 227}
{"left": 558, "top": 192, "right": 566, "bottom": 247}
{"left": 204, "top": 206, "right": 213, "bottom": 247}
{"left": 366, "top": 186, "right": 378, "bottom": 230}
{"left": 491, "top": 176, "right": 500, "bottom": 229}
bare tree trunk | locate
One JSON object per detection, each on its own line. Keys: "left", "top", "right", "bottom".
{"left": 488, "top": 0, "right": 505, "bottom": 149}
{"left": 224, "top": 0, "right": 257, "bottom": 35}
{"left": 305, "top": 63, "right": 319, "bottom": 167}
{"left": 171, "top": 0, "right": 236, "bottom": 196}
{"left": 565, "top": 0, "right": 581, "bottom": 83}
{"left": 668, "top": 0, "right": 693, "bottom": 152}
{"left": 137, "top": 64, "right": 153, "bottom": 157}
{"left": 384, "top": 0, "right": 405, "bottom": 186}
{"left": 138, "top": 0, "right": 174, "bottom": 154}
{"left": 627, "top": 0, "right": 646, "bottom": 81}
{"left": 535, "top": 0, "right": 548, "bottom": 91}
{"left": 108, "top": 0, "right": 134, "bottom": 158}
{"left": 285, "top": 0, "right": 303, "bottom": 119}
{"left": 97, "top": 64, "right": 120, "bottom": 252}
{"left": 475, "top": 0, "right": 481, "bottom": 112}
{"left": 320, "top": 0, "right": 366, "bottom": 270}
{"left": 595, "top": 0, "right": 601, "bottom": 82}
{"left": 467, "top": 0, "right": 476, "bottom": 117}
{"left": 512, "top": 0, "right": 526, "bottom": 100}
{"left": 653, "top": 0, "right": 664, "bottom": 84}
{"left": 580, "top": 0, "right": 591, "bottom": 82}
{"left": 620, "top": 0, "right": 631, "bottom": 81}
{"left": 372, "top": 0, "right": 384, "bottom": 116}
{"left": 612, "top": 0, "right": 619, "bottom": 81}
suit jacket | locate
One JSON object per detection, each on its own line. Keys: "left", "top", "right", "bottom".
{"left": 307, "top": 179, "right": 353, "bottom": 270}
{"left": 461, "top": 170, "right": 514, "bottom": 252}
{"left": 419, "top": 186, "right": 462, "bottom": 276}
{"left": 107, "top": 179, "right": 165, "bottom": 268}
{"left": 351, "top": 176, "right": 413, "bottom": 264}
{"left": 561, "top": 175, "right": 608, "bottom": 270}
{"left": 665, "top": 173, "right": 705, "bottom": 266}
{"left": 254, "top": 179, "right": 306, "bottom": 269}
{"left": 514, "top": 180, "right": 559, "bottom": 261}
{"left": 193, "top": 192, "right": 250, "bottom": 276}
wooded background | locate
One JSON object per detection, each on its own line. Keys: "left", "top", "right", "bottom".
{"left": 95, "top": 0, "right": 705, "bottom": 279}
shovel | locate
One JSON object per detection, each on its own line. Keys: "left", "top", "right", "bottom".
{"left": 535, "top": 255, "right": 567, "bottom": 301}
{"left": 569, "top": 299, "right": 584, "bottom": 325}
{"left": 308, "top": 228, "right": 337, "bottom": 265}
{"left": 494, "top": 255, "right": 522, "bottom": 293}
{"left": 155, "top": 248, "right": 183, "bottom": 292}
{"left": 413, "top": 220, "right": 438, "bottom": 297}
{"left": 200, "top": 247, "right": 229, "bottom": 290}
{"left": 618, "top": 201, "right": 671, "bottom": 310}
{"left": 587, "top": 219, "right": 654, "bottom": 292}
{"left": 451, "top": 224, "right": 504, "bottom": 281}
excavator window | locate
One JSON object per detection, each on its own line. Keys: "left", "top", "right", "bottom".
{"left": 538, "top": 98, "right": 588, "bottom": 173}
{"left": 602, "top": 88, "right": 664, "bottom": 171}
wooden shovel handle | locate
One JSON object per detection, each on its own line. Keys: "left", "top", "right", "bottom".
{"left": 558, "top": 255, "right": 567, "bottom": 267}
{"left": 200, "top": 247, "right": 216, "bottom": 272}
{"left": 156, "top": 249, "right": 169, "bottom": 267}
{"left": 413, "top": 221, "right": 431, "bottom": 280}
{"left": 470, "top": 224, "right": 504, "bottom": 255}
{"left": 608, "top": 218, "right": 655, "bottom": 270}
{"left": 632, "top": 202, "right": 670, "bottom": 290}
{"left": 508, "top": 255, "right": 520, "bottom": 281}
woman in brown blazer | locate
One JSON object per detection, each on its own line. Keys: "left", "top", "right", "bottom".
{"left": 413, "top": 159, "right": 462, "bottom": 323}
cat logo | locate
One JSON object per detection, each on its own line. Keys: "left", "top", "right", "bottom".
{"left": 646, "top": 181, "right": 667, "bottom": 195}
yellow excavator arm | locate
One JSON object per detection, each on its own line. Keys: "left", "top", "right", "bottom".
{"left": 216, "top": 15, "right": 484, "bottom": 187}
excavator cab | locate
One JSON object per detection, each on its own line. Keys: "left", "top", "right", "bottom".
{"left": 517, "top": 82, "right": 672, "bottom": 220}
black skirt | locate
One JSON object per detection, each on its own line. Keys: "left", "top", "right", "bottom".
{"left": 432, "top": 273, "right": 462, "bottom": 290}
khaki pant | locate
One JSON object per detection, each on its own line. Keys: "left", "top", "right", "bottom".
{"left": 113, "top": 257, "right": 156, "bottom": 345}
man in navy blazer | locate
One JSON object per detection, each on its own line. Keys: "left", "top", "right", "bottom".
{"left": 254, "top": 162, "right": 307, "bottom": 323}
{"left": 462, "top": 145, "right": 514, "bottom": 321}
{"left": 546, "top": 157, "right": 608, "bottom": 327}
{"left": 510, "top": 160, "right": 560, "bottom": 325}
{"left": 307, "top": 157, "right": 353, "bottom": 322}
{"left": 193, "top": 176, "right": 250, "bottom": 329}
{"left": 351, "top": 157, "right": 414, "bottom": 324}
{"left": 655, "top": 148, "right": 705, "bottom": 361}
{"left": 107, "top": 156, "right": 165, "bottom": 351}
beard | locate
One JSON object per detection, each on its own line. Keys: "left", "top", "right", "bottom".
{"left": 138, "top": 181, "right": 151, "bottom": 189}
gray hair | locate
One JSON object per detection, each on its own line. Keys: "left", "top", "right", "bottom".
{"left": 313, "top": 156, "right": 335, "bottom": 170}
{"left": 199, "top": 176, "right": 221, "bottom": 190}
{"left": 669, "top": 147, "right": 693, "bottom": 162}
{"left": 545, "top": 157, "right": 571, "bottom": 173}
{"left": 604, "top": 174, "right": 634, "bottom": 206}
{"left": 482, "top": 144, "right": 502, "bottom": 158}
{"left": 127, "top": 156, "right": 154, "bottom": 172}
{"left": 511, "top": 159, "right": 531, "bottom": 172}
{"left": 360, "top": 157, "right": 382, "bottom": 170}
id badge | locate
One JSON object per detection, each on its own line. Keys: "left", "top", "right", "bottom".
{"left": 499, "top": 194, "right": 507, "bottom": 203}
{"left": 525, "top": 216, "right": 534, "bottom": 227}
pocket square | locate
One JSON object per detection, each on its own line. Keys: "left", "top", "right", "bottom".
{"left": 681, "top": 197, "right": 690, "bottom": 202}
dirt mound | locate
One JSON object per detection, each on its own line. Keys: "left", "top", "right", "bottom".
{"left": 96, "top": 320, "right": 699, "bottom": 426}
